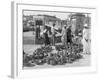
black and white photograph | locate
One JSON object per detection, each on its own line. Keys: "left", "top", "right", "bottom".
{"left": 23, "top": 10, "right": 91, "bottom": 69}
{"left": 11, "top": 2, "right": 97, "bottom": 78}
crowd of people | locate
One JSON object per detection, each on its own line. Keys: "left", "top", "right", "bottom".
{"left": 35, "top": 23, "right": 90, "bottom": 54}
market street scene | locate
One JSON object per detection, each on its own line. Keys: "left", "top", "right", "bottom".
{"left": 23, "top": 10, "right": 91, "bottom": 68}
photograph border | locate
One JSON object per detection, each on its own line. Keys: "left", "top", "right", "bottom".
{"left": 11, "top": 2, "right": 97, "bottom": 78}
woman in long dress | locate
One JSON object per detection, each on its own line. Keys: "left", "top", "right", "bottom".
{"left": 61, "top": 25, "right": 67, "bottom": 46}
{"left": 67, "top": 26, "right": 72, "bottom": 45}
{"left": 82, "top": 26, "right": 90, "bottom": 54}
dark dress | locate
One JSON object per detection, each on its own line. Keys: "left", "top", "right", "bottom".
{"left": 44, "top": 30, "right": 50, "bottom": 46}
{"left": 67, "top": 28, "right": 72, "bottom": 44}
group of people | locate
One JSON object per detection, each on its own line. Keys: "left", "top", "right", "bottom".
{"left": 61, "top": 24, "right": 91, "bottom": 54}
{"left": 35, "top": 23, "right": 90, "bottom": 54}
{"left": 61, "top": 25, "right": 72, "bottom": 46}
{"left": 35, "top": 23, "right": 58, "bottom": 46}
{"left": 41, "top": 24, "right": 72, "bottom": 47}
{"left": 42, "top": 23, "right": 56, "bottom": 46}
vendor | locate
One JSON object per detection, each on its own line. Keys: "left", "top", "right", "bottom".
{"left": 67, "top": 26, "right": 72, "bottom": 45}
{"left": 43, "top": 25, "right": 50, "bottom": 46}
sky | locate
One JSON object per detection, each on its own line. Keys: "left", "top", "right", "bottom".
{"left": 23, "top": 10, "right": 70, "bottom": 20}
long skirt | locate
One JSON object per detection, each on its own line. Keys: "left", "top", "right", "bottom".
{"left": 61, "top": 35, "right": 67, "bottom": 45}
{"left": 44, "top": 34, "right": 50, "bottom": 46}
{"left": 82, "top": 38, "right": 90, "bottom": 54}
{"left": 67, "top": 36, "right": 72, "bottom": 44}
